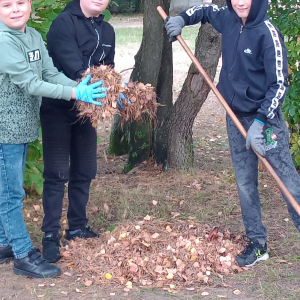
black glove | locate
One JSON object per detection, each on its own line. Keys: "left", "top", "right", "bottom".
{"left": 164, "top": 16, "right": 185, "bottom": 42}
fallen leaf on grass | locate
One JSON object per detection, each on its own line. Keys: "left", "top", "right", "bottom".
{"left": 201, "top": 292, "right": 209, "bottom": 296}
{"left": 144, "top": 215, "right": 152, "bottom": 221}
{"left": 125, "top": 281, "right": 133, "bottom": 290}
{"left": 76, "top": 288, "right": 82, "bottom": 293}
{"left": 152, "top": 200, "right": 158, "bottom": 206}
{"left": 233, "top": 290, "right": 242, "bottom": 295}
{"left": 61, "top": 291, "right": 68, "bottom": 295}
{"left": 33, "top": 218, "right": 38, "bottom": 222}
{"left": 37, "top": 295, "right": 45, "bottom": 298}
{"left": 63, "top": 272, "right": 72, "bottom": 277}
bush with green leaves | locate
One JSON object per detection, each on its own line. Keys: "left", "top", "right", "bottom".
{"left": 24, "top": 0, "right": 114, "bottom": 194}
{"left": 268, "top": 1, "right": 300, "bottom": 167}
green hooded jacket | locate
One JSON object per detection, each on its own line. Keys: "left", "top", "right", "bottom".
{"left": 0, "top": 21, "right": 77, "bottom": 144}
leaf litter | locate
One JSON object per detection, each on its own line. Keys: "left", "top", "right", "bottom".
{"left": 75, "top": 65, "right": 160, "bottom": 128}
{"left": 60, "top": 219, "right": 247, "bottom": 292}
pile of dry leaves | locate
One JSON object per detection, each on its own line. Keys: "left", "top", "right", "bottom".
{"left": 61, "top": 219, "right": 247, "bottom": 292}
{"left": 75, "top": 66, "right": 159, "bottom": 128}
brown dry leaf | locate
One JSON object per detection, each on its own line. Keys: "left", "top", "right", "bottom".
{"left": 152, "top": 200, "right": 158, "bottom": 206}
{"left": 144, "top": 215, "right": 152, "bottom": 221}
{"left": 104, "top": 203, "right": 109, "bottom": 213}
{"left": 151, "top": 233, "right": 160, "bottom": 239}
{"left": 84, "top": 280, "right": 93, "bottom": 287}
{"left": 91, "top": 207, "right": 98, "bottom": 213}
{"left": 155, "top": 265, "right": 163, "bottom": 274}
{"left": 33, "top": 205, "right": 40, "bottom": 211}
{"left": 129, "top": 263, "right": 138, "bottom": 273}
{"left": 166, "top": 226, "right": 172, "bottom": 232}
{"left": 233, "top": 290, "right": 242, "bottom": 295}
{"left": 125, "top": 281, "right": 133, "bottom": 290}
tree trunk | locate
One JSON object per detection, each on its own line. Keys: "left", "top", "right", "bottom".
{"left": 109, "top": 0, "right": 173, "bottom": 169}
{"left": 167, "top": 0, "right": 225, "bottom": 169}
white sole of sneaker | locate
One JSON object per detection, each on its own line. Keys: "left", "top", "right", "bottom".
{"left": 245, "top": 252, "right": 269, "bottom": 267}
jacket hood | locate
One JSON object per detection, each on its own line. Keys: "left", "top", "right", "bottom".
{"left": 63, "top": 0, "right": 105, "bottom": 22}
{"left": 226, "top": 0, "right": 268, "bottom": 26}
{"left": 0, "top": 19, "right": 27, "bottom": 35}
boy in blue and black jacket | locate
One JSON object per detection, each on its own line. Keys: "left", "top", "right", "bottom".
{"left": 165, "top": 0, "right": 300, "bottom": 267}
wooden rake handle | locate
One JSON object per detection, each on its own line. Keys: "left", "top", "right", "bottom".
{"left": 157, "top": 6, "right": 300, "bottom": 217}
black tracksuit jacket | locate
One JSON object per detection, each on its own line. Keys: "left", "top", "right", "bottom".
{"left": 179, "top": 0, "right": 289, "bottom": 123}
{"left": 42, "top": 0, "right": 115, "bottom": 108}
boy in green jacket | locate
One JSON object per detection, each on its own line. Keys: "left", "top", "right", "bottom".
{"left": 0, "top": 0, "right": 105, "bottom": 278}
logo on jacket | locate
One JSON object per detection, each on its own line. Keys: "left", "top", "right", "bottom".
{"left": 27, "top": 49, "right": 41, "bottom": 62}
{"left": 264, "top": 127, "right": 278, "bottom": 151}
{"left": 244, "top": 48, "right": 252, "bottom": 54}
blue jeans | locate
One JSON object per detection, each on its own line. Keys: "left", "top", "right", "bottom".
{"left": 0, "top": 144, "right": 33, "bottom": 258}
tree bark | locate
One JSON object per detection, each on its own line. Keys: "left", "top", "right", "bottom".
{"left": 167, "top": 0, "right": 225, "bottom": 169}
{"left": 109, "top": 0, "right": 173, "bottom": 168}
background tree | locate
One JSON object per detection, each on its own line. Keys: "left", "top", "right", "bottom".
{"left": 109, "top": 0, "right": 224, "bottom": 169}
{"left": 268, "top": 0, "right": 300, "bottom": 167}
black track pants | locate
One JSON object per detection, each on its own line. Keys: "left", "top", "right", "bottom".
{"left": 226, "top": 109, "right": 300, "bottom": 244}
{"left": 40, "top": 101, "right": 97, "bottom": 233}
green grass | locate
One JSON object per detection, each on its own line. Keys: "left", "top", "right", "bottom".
{"left": 115, "top": 26, "right": 200, "bottom": 45}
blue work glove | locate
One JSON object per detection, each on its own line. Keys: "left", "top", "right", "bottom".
{"left": 246, "top": 119, "right": 266, "bottom": 157}
{"left": 117, "top": 92, "right": 131, "bottom": 109}
{"left": 74, "top": 74, "right": 107, "bottom": 106}
{"left": 164, "top": 16, "right": 185, "bottom": 42}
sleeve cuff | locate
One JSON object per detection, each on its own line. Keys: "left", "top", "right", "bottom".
{"left": 179, "top": 12, "right": 189, "bottom": 26}
{"left": 255, "top": 113, "right": 267, "bottom": 124}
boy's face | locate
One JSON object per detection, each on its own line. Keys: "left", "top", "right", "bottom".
{"left": 80, "top": 0, "right": 109, "bottom": 18}
{"left": 0, "top": 0, "right": 31, "bottom": 32}
{"left": 231, "top": 0, "right": 252, "bottom": 24}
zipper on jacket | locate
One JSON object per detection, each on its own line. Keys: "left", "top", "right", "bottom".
{"left": 240, "top": 25, "right": 244, "bottom": 34}
{"left": 88, "top": 18, "right": 100, "bottom": 68}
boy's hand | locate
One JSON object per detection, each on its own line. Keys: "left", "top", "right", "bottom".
{"left": 246, "top": 119, "right": 266, "bottom": 157}
{"left": 75, "top": 75, "right": 107, "bottom": 106}
{"left": 164, "top": 16, "right": 185, "bottom": 42}
{"left": 117, "top": 92, "right": 131, "bottom": 110}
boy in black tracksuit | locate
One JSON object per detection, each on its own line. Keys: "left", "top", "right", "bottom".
{"left": 165, "top": 0, "right": 300, "bottom": 267}
{"left": 40, "top": 0, "right": 115, "bottom": 262}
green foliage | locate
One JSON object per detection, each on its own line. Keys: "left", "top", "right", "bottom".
{"left": 24, "top": 128, "right": 44, "bottom": 195}
{"left": 268, "top": 1, "right": 300, "bottom": 167}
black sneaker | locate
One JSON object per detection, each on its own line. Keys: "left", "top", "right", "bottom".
{"left": 236, "top": 239, "right": 269, "bottom": 267}
{"left": 65, "top": 225, "right": 99, "bottom": 240}
{"left": 13, "top": 248, "right": 61, "bottom": 278}
{"left": 42, "top": 233, "right": 61, "bottom": 263}
{"left": 0, "top": 245, "right": 14, "bottom": 264}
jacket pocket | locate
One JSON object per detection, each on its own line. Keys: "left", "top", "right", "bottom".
{"left": 231, "top": 80, "right": 264, "bottom": 113}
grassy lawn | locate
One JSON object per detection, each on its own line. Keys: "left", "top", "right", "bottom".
{"left": 115, "top": 26, "right": 200, "bottom": 48}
